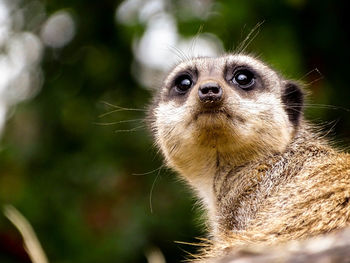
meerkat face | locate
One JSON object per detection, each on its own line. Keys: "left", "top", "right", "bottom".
{"left": 149, "top": 54, "right": 303, "bottom": 173}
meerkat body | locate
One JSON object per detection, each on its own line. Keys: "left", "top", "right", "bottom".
{"left": 147, "top": 54, "right": 350, "bottom": 260}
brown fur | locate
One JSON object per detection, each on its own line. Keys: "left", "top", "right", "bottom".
{"left": 204, "top": 123, "right": 350, "bottom": 260}
{"left": 148, "top": 54, "right": 350, "bottom": 261}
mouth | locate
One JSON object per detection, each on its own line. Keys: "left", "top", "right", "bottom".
{"left": 194, "top": 108, "right": 232, "bottom": 120}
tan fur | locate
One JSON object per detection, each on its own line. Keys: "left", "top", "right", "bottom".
{"left": 148, "top": 54, "right": 350, "bottom": 261}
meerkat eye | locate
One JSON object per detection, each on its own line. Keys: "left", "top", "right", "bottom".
{"left": 174, "top": 75, "right": 193, "bottom": 94}
{"left": 233, "top": 69, "right": 255, "bottom": 89}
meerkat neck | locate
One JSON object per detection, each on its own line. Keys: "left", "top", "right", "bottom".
{"left": 190, "top": 123, "right": 327, "bottom": 236}
{"left": 213, "top": 124, "right": 333, "bottom": 234}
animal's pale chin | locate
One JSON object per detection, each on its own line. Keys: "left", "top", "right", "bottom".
{"left": 194, "top": 109, "right": 232, "bottom": 120}
{"left": 192, "top": 112, "right": 234, "bottom": 139}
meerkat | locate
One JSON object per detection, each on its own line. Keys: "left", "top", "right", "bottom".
{"left": 147, "top": 54, "right": 350, "bottom": 261}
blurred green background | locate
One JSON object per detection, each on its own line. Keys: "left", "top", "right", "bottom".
{"left": 0, "top": 0, "right": 349, "bottom": 262}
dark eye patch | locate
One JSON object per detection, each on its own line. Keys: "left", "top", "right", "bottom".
{"left": 224, "top": 63, "right": 263, "bottom": 94}
{"left": 174, "top": 74, "right": 193, "bottom": 94}
{"left": 232, "top": 69, "right": 255, "bottom": 89}
{"left": 164, "top": 67, "right": 198, "bottom": 102}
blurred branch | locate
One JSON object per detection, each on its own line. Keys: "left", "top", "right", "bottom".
{"left": 145, "top": 246, "right": 166, "bottom": 263}
{"left": 3, "top": 205, "right": 49, "bottom": 263}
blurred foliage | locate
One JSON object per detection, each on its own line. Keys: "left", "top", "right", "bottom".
{"left": 0, "top": 0, "right": 350, "bottom": 262}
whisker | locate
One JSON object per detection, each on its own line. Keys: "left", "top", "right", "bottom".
{"left": 168, "top": 45, "right": 190, "bottom": 63}
{"left": 303, "top": 104, "right": 350, "bottom": 112}
{"left": 174, "top": 240, "right": 204, "bottom": 247}
{"left": 99, "top": 108, "right": 145, "bottom": 118}
{"left": 132, "top": 165, "right": 164, "bottom": 176}
{"left": 304, "top": 76, "right": 324, "bottom": 87}
{"left": 93, "top": 119, "right": 144, "bottom": 126}
{"left": 298, "top": 68, "right": 323, "bottom": 83}
{"left": 222, "top": 102, "right": 350, "bottom": 113}
{"left": 100, "top": 101, "right": 145, "bottom": 111}
{"left": 114, "top": 125, "right": 146, "bottom": 133}
{"left": 149, "top": 165, "right": 163, "bottom": 213}
{"left": 236, "top": 21, "right": 264, "bottom": 54}
{"left": 190, "top": 25, "right": 204, "bottom": 57}
{"left": 319, "top": 119, "right": 340, "bottom": 139}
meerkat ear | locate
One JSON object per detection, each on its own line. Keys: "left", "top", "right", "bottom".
{"left": 281, "top": 81, "right": 304, "bottom": 126}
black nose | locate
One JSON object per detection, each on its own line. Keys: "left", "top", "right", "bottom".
{"left": 198, "top": 82, "right": 223, "bottom": 102}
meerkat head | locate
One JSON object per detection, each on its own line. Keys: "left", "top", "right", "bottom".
{"left": 148, "top": 54, "right": 304, "bottom": 178}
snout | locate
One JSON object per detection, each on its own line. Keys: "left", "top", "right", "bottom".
{"left": 198, "top": 82, "right": 223, "bottom": 105}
